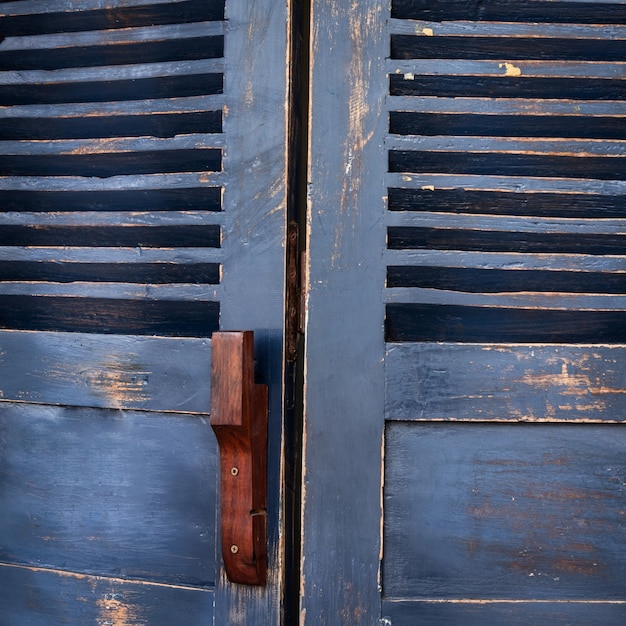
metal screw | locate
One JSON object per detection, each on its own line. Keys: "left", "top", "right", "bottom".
{"left": 231, "top": 467, "right": 239, "bottom": 476}
{"left": 230, "top": 545, "right": 239, "bottom": 554}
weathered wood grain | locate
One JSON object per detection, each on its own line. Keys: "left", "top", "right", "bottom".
{"left": 391, "top": 0, "right": 626, "bottom": 24}
{"left": 0, "top": 402, "right": 217, "bottom": 585}
{"left": 0, "top": 0, "right": 224, "bottom": 37}
{"left": 0, "top": 330, "right": 212, "bottom": 411}
{"left": 383, "top": 600, "right": 626, "bottom": 626}
{"left": 389, "top": 74, "right": 626, "bottom": 100}
{"left": 384, "top": 422, "right": 626, "bottom": 599}
{"left": 387, "top": 188, "right": 626, "bottom": 218}
{"left": 385, "top": 343, "right": 626, "bottom": 422}
{"left": 0, "top": 565, "right": 216, "bottom": 626}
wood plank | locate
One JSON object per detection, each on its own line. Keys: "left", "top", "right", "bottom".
{"left": 387, "top": 265, "right": 626, "bottom": 293}
{"left": 389, "top": 150, "right": 626, "bottom": 181}
{"left": 383, "top": 600, "right": 626, "bottom": 626}
{"left": 0, "top": 564, "right": 215, "bottom": 626}
{"left": 0, "top": 295, "right": 219, "bottom": 336}
{"left": 391, "top": 35, "right": 626, "bottom": 61}
{"left": 0, "top": 36, "right": 223, "bottom": 71}
{"left": 0, "top": 72, "right": 223, "bottom": 105}
{"left": 389, "top": 74, "right": 626, "bottom": 100}
{"left": 0, "top": 402, "right": 216, "bottom": 584}
{"left": 384, "top": 422, "right": 626, "bottom": 599}
{"left": 385, "top": 343, "right": 626, "bottom": 422}
{"left": 386, "top": 303, "right": 626, "bottom": 343}
{"left": 301, "top": 0, "right": 388, "bottom": 623}
{"left": 387, "top": 227, "right": 626, "bottom": 254}
{"left": 0, "top": 0, "right": 223, "bottom": 34}
{"left": 387, "top": 188, "right": 626, "bottom": 218}
{"left": 389, "top": 59, "right": 626, "bottom": 79}
{"left": 0, "top": 111, "right": 221, "bottom": 140}
{"left": 0, "top": 187, "right": 221, "bottom": 212}
{"left": 385, "top": 288, "right": 626, "bottom": 311}
{"left": 391, "top": 0, "right": 626, "bottom": 24}
{"left": 389, "top": 96, "right": 626, "bottom": 116}
{"left": 390, "top": 112, "right": 626, "bottom": 140}
{"left": 389, "top": 17, "right": 626, "bottom": 39}
{"left": 385, "top": 249, "right": 626, "bottom": 272}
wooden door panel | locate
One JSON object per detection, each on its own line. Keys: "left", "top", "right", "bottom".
{"left": 383, "top": 601, "right": 626, "bottom": 626}
{"left": 384, "top": 423, "right": 626, "bottom": 599}
{"left": 0, "top": 403, "right": 216, "bottom": 584}
{"left": 0, "top": 0, "right": 290, "bottom": 622}
{"left": 303, "top": 0, "right": 626, "bottom": 624}
{"left": 0, "top": 566, "right": 215, "bottom": 626}
{"left": 386, "top": 344, "right": 626, "bottom": 422}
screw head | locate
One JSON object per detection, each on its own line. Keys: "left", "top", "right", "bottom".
{"left": 230, "top": 544, "right": 239, "bottom": 554}
{"left": 231, "top": 467, "right": 239, "bottom": 476}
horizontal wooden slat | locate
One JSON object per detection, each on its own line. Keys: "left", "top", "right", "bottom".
{"left": 0, "top": 111, "right": 222, "bottom": 140}
{"left": 389, "top": 96, "right": 626, "bottom": 116}
{"left": 0, "top": 72, "right": 223, "bottom": 106}
{"left": 387, "top": 266, "right": 626, "bottom": 293}
{"left": 387, "top": 135, "right": 626, "bottom": 155}
{"left": 389, "top": 60, "right": 626, "bottom": 79}
{"left": 0, "top": 58, "right": 224, "bottom": 85}
{"left": 386, "top": 213, "right": 626, "bottom": 233}
{"left": 385, "top": 249, "right": 626, "bottom": 272}
{"left": 0, "top": 94, "right": 224, "bottom": 118}
{"left": 0, "top": 247, "right": 221, "bottom": 262}
{"left": 0, "top": 402, "right": 216, "bottom": 583}
{"left": 386, "top": 288, "right": 626, "bottom": 311}
{"left": 383, "top": 600, "right": 626, "bottom": 626}
{"left": 0, "top": 0, "right": 223, "bottom": 36}
{"left": 0, "top": 134, "right": 224, "bottom": 154}
{"left": 0, "top": 564, "right": 215, "bottom": 626}
{"left": 384, "top": 422, "right": 626, "bottom": 598}
{"left": 0, "top": 149, "right": 221, "bottom": 177}
{"left": 0, "top": 283, "right": 221, "bottom": 301}
{"left": 0, "top": 187, "right": 221, "bottom": 212}
{"left": 385, "top": 343, "right": 626, "bottom": 422}
{"left": 387, "top": 188, "right": 626, "bottom": 218}
{"left": 391, "top": 0, "right": 626, "bottom": 24}
{"left": 389, "top": 74, "right": 626, "bottom": 100}
{"left": 0, "top": 329, "right": 212, "bottom": 411}
{"left": 0, "top": 172, "right": 225, "bottom": 191}
{"left": 391, "top": 35, "right": 626, "bottom": 61}
{"left": 387, "top": 172, "right": 626, "bottom": 194}
{"left": 1, "top": 21, "right": 224, "bottom": 51}
{"left": 390, "top": 112, "right": 626, "bottom": 140}
{"left": 389, "top": 150, "right": 626, "bottom": 180}
{"left": 387, "top": 227, "right": 626, "bottom": 254}
{"left": 0, "top": 295, "right": 219, "bottom": 336}
{"left": 0, "top": 36, "right": 223, "bottom": 71}
{"left": 389, "top": 17, "right": 626, "bottom": 39}
{"left": 386, "top": 303, "right": 626, "bottom": 342}
{"left": 0, "top": 261, "right": 219, "bottom": 284}
{"left": 0, "top": 225, "right": 220, "bottom": 247}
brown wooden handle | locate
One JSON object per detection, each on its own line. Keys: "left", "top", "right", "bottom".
{"left": 210, "top": 331, "right": 267, "bottom": 585}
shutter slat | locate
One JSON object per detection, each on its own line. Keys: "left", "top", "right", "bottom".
{"left": 386, "top": 1, "right": 626, "bottom": 344}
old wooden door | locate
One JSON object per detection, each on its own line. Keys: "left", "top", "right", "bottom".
{"left": 0, "top": 0, "right": 290, "bottom": 623}
{"left": 301, "top": 1, "right": 626, "bottom": 625}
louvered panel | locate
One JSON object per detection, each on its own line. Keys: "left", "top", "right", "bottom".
{"left": 0, "top": 0, "right": 224, "bottom": 337}
{"left": 385, "top": 1, "right": 626, "bottom": 343}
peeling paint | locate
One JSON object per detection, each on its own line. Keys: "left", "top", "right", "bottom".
{"left": 499, "top": 62, "right": 522, "bottom": 76}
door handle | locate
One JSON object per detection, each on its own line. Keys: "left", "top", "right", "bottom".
{"left": 210, "top": 331, "right": 267, "bottom": 585}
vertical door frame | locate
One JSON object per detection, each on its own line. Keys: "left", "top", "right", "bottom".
{"left": 300, "top": 1, "right": 389, "bottom": 623}
{"left": 216, "top": 0, "right": 291, "bottom": 622}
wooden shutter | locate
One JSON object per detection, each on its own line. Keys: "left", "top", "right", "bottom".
{"left": 0, "top": 0, "right": 223, "bottom": 343}
{"left": 302, "top": 1, "right": 626, "bottom": 624}
{"left": 384, "top": 2, "right": 626, "bottom": 623}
